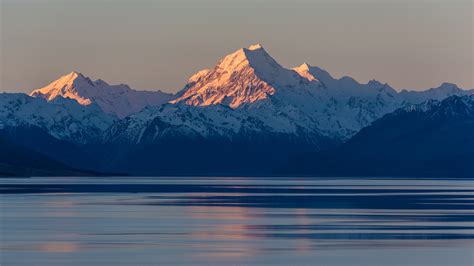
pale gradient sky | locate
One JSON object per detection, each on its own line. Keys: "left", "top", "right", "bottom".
{"left": 1, "top": 0, "right": 473, "bottom": 93}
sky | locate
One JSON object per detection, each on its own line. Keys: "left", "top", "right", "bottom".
{"left": 1, "top": 0, "right": 473, "bottom": 93}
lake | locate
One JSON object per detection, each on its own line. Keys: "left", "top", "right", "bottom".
{"left": 1, "top": 177, "right": 473, "bottom": 265}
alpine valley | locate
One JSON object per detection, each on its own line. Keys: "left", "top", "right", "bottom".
{"left": 1, "top": 44, "right": 473, "bottom": 176}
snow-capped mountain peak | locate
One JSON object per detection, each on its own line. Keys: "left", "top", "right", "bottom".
{"left": 294, "top": 63, "right": 340, "bottom": 88}
{"left": 435, "top": 82, "right": 462, "bottom": 93}
{"left": 399, "top": 82, "right": 472, "bottom": 104}
{"left": 248, "top": 43, "right": 263, "bottom": 50}
{"left": 293, "top": 63, "right": 319, "bottom": 81}
{"left": 171, "top": 44, "right": 305, "bottom": 108}
{"left": 169, "top": 43, "right": 471, "bottom": 140}
{"left": 19, "top": 43, "right": 473, "bottom": 147}
{"left": 215, "top": 43, "right": 298, "bottom": 86}
{"left": 0, "top": 93, "right": 114, "bottom": 143}
{"left": 30, "top": 71, "right": 94, "bottom": 105}
{"left": 29, "top": 72, "right": 175, "bottom": 118}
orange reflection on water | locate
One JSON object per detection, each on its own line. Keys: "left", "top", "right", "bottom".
{"left": 187, "top": 205, "right": 259, "bottom": 259}
{"left": 294, "top": 208, "right": 313, "bottom": 252}
{"left": 46, "top": 199, "right": 75, "bottom": 208}
{"left": 39, "top": 242, "right": 80, "bottom": 253}
{"left": 188, "top": 204, "right": 251, "bottom": 221}
{"left": 188, "top": 205, "right": 254, "bottom": 240}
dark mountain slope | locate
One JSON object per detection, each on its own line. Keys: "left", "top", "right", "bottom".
{"left": 0, "top": 136, "right": 97, "bottom": 177}
{"left": 286, "top": 96, "right": 474, "bottom": 177}
{"left": 0, "top": 126, "right": 101, "bottom": 170}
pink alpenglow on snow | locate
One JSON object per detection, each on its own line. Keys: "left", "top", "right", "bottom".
{"left": 171, "top": 44, "right": 302, "bottom": 108}
{"left": 30, "top": 72, "right": 174, "bottom": 118}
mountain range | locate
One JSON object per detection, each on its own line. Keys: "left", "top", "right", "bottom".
{"left": 29, "top": 71, "right": 174, "bottom": 118}
{"left": 287, "top": 95, "right": 474, "bottom": 177}
{"left": 1, "top": 44, "right": 473, "bottom": 177}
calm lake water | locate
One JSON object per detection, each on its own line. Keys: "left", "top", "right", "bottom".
{"left": 1, "top": 177, "right": 473, "bottom": 265}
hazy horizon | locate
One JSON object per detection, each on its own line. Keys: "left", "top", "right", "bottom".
{"left": 1, "top": 0, "right": 473, "bottom": 93}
